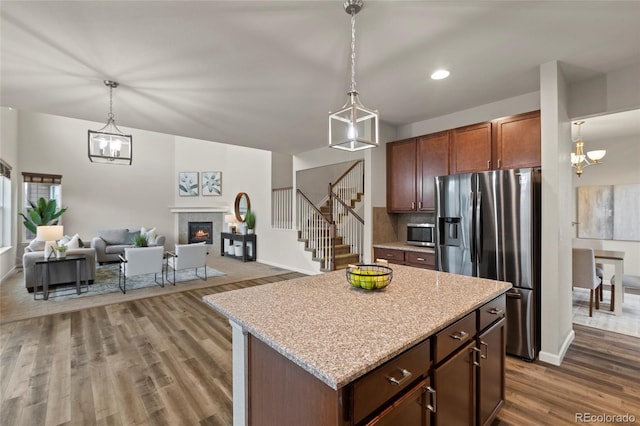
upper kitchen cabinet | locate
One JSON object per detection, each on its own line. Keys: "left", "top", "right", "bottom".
{"left": 387, "top": 138, "right": 417, "bottom": 212}
{"left": 418, "top": 131, "right": 450, "bottom": 211}
{"left": 387, "top": 132, "right": 450, "bottom": 213}
{"left": 451, "top": 122, "right": 493, "bottom": 173}
{"left": 492, "top": 110, "right": 541, "bottom": 169}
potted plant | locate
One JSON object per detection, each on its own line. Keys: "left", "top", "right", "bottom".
{"left": 19, "top": 197, "right": 68, "bottom": 234}
{"left": 245, "top": 209, "right": 256, "bottom": 234}
{"left": 133, "top": 234, "right": 149, "bottom": 247}
{"left": 55, "top": 245, "right": 67, "bottom": 259}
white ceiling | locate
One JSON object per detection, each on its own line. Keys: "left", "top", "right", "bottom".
{"left": 2, "top": 1, "right": 639, "bottom": 154}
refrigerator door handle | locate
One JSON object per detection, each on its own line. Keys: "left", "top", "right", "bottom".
{"left": 469, "top": 191, "right": 475, "bottom": 262}
{"left": 476, "top": 191, "right": 482, "bottom": 264}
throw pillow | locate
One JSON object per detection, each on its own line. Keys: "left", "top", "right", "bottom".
{"left": 58, "top": 234, "right": 81, "bottom": 250}
{"left": 128, "top": 230, "right": 141, "bottom": 244}
{"left": 141, "top": 227, "right": 157, "bottom": 245}
{"left": 27, "top": 238, "right": 46, "bottom": 252}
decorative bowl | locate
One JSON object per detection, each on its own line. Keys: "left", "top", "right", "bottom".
{"left": 346, "top": 264, "right": 393, "bottom": 290}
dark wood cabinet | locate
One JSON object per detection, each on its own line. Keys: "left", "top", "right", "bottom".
{"left": 418, "top": 132, "right": 449, "bottom": 211}
{"left": 386, "top": 138, "right": 417, "bottom": 212}
{"left": 451, "top": 122, "right": 493, "bottom": 174}
{"left": 386, "top": 112, "right": 541, "bottom": 203}
{"left": 430, "top": 294, "right": 506, "bottom": 426}
{"left": 493, "top": 110, "right": 541, "bottom": 170}
{"left": 387, "top": 132, "right": 450, "bottom": 213}
{"left": 373, "top": 247, "right": 406, "bottom": 265}
{"left": 367, "top": 378, "right": 433, "bottom": 426}
{"left": 373, "top": 247, "right": 435, "bottom": 270}
{"left": 477, "top": 317, "right": 506, "bottom": 426}
{"left": 432, "top": 341, "right": 476, "bottom": 426}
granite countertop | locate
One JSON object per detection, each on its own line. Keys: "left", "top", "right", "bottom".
{"left": 374, "top": 241, "right": 435, "bottom": 253}
{"left": 202, "top": 265, "right": 511, "bottom": 390}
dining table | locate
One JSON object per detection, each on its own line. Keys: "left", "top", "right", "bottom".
{"left": 594, "top": 249, "right": 625, "bottom": 316}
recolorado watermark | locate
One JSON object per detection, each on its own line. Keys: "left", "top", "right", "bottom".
{"left": 575, "top": 412, "right": 636, "bottom": 423}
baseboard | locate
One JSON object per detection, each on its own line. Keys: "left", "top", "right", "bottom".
{"left": 257, "top": 259, "right": 320, "bottom": 276}
{"left": 539, "top": 329, "right": 575, "bottom": 366}
{"left": 0, "top": 265, "right": 17, "bottom": 285}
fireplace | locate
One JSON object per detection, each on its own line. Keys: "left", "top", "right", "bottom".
{"left": 188, "top": 221, "right": 213, "bottom": 244}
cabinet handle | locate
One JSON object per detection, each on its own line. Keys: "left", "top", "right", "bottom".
{"left": 385, "top": 368, "right": 412, "bottom": 386}
{"left": 411, "top": 202, "right": 415, "bottom": 209}
{"left": 450, "top": 330, "right": 469, "bottom": 341}
{"left": 487, "top": 160, "right": 491, "bottom": 169}
{"left": 424, "top": 386, "right": 437, "bottom": 413}
{"left": 472, "top": 346, "right": 481, "bottom": 367}
{"left": 488, "top": 307, "right": 503, "bottom": 315}
{"left": 497, "top": 159, "right": 501, "bottom": 168}
{"left": 418, "top": 201, "right": 422, "bottom": 209}
{"left": 416, "top": 257, "right": 425, "bottom": 261}
{"left": 480, "top": 341, "right": 488, "bottom": 360}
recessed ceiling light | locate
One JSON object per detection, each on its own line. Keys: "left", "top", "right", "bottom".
{"left": 431, "top": 69, "right": 450, "bottom": 80}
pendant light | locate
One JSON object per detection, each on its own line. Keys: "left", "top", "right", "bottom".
{"left": 88, "top": 80, "right": 133, "bottom": 165}
{"left": 329, "top": 0, "right": 379, "bottom": 151}
{"left": 571, "top": 121, "right": 605, "bottom": 177}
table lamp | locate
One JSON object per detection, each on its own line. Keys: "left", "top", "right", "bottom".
{"left": 37, "top": 225, "right": 64, "bottom": 259}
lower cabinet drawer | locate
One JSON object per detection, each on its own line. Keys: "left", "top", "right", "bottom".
{"left": 366, "top": 377, "right": 432, "bottom": 426}
{"left": 374, "top": 248, "right": 405, "bottom": 265}
{"left": 352, "top": 339, "right": 431, "bottom": 425}
{"left": 405, "top": 251, "right": 435, "bottom": 269}
{"left": 478, "top": 294, "right": 506, "bottom": 331}
{"left": 434, "top": 312, "right": 477, "bottom": 363}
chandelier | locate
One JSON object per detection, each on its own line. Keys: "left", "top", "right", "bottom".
{"left": 88, "top": 80, "right": 133, "bottom": 165}
{"left": 571, "top": 121, "right": 605, "bottom": 177}
{"left": 329, "top": 0, "right": 379, "bottom": 151}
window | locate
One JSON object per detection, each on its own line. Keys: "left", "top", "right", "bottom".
{"left": 22, "top": 172, "right": 62, "bottom": 242}
{"left": 0, "top": 160, "right": 12, "bottom": 248}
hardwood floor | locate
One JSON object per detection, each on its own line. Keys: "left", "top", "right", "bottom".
{"left": 2, "top": 273, "right": 639, "bottom": 426}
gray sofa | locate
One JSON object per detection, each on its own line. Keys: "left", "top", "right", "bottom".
{"left": 91, "top": 228, "right": 166, "bottom": 264}
{"left": 23, "top": 243, "right": 97, "bottom": 292}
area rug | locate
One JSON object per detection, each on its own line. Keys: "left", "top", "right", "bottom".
{"left": 572, "top": 287, "right": 640, "bottom": 338}
{"left": 46, "top": 264, "right": 225, "bottom": 301}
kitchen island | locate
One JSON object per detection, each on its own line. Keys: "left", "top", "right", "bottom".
{"left": 203, "top": 264, "right": 511, "bottom": 426}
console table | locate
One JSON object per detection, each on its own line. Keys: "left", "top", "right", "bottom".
{"left": 34, "top": 255, "right": 89, "bottom": 300}
{"left": 221, "top": 232, "right": 256, "bottom": 262}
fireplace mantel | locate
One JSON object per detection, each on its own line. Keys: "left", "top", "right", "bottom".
{"left": 169, "top": 206, "right": 229, "bottom": 214}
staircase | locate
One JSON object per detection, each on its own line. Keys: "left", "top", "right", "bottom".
{"left": 296, "top": 160, "right": 364, "bottom": 271}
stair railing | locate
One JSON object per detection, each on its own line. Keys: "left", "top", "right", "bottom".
{"left": 329, "top": 160, "right": 364, "bottom": 211}
{"left": 296, "top": 189, "right": 335, "bottom": 270}
{"left": 330, "top": 192, "right": 364, "bottom": 264}
{"left": 271, "top": 186, "right": 293, "bottom": 229}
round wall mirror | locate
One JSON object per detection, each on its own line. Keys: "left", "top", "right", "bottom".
{"left": 234, "top": 192, "right": 251, "bottom": 222}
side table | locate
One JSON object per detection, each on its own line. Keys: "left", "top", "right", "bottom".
{"left": 34, "top": 255, "right": 89, "bottom": 300}
{"left": 220, "top": 232, "right": 256, "bottom": 262}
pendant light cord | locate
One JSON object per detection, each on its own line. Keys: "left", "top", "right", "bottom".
{"left": 350, "top": 11, "right": 357, "bottom": 94}
{"left": 108, "top": 84, "right": 114, "bottom": 121}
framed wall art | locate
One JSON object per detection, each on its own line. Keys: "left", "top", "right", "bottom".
{"left": 202, "top": 171, "right": 222, "bottom": 196}
{"left": 178, "top": 172, "right": 199, "bottom": 196}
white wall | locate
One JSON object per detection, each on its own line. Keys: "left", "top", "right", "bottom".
{"left": 271, "top": 152, "right": 293, "bottom": 189}
{"left": 0, "top": 107, "right": 19, "bottom": 282}
{"left": 568, "top": 62, "right": 640, "bottom": 119}
{"left": 397, "top": 92, "right": 541, "bottom": 139}
{"left": 571, "top": 131, "right": 640, "bottom": 278}
{"left": 538, "top": 61, "right": 574, "bottom": 366}
{"left": 17, "top": 111, "right": 175, "bottom": 247}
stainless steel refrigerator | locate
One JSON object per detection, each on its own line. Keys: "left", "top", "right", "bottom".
{"left": 435, "top": 168, "right": 541, "bottom": 360}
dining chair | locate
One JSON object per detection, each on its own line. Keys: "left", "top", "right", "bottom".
{"left": 165, "top": 242, "right": 209, "bottom": 285}
{"left": 572, "top": 239, "right": 605, "bottom": 299}
{"left": 118, "top": 246, "right": 165, "bottom": 294}
{"left": 611, "top": 274, "right": 640, "bottom": 303}
{"left": 572, "top": 248, "right": 601, "bottom": 317}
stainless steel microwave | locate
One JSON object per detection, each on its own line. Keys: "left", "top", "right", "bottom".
{"left": 407, "top": 223, "right": 435, "bottom": 247}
